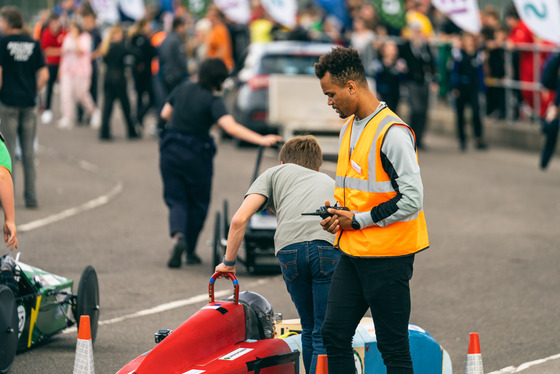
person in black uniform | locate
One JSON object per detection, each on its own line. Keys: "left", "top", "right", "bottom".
{"left": 99, "top": 24, "right": 138, "bottom": 140}
{"left": 128, "top": 17, "right": 157, "bottom": 129}
{"left": 451, "top": 32, "right": 487, "bottom": 151}
{"left": 160, "top": 58, "right": 281, "bottom": 267}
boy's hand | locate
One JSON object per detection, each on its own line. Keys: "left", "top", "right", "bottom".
{"left": 4, "top": 221, "right": 17, "bottom": 251}
{"left": 215, "top": 263, "right": 236, "bottom": 274}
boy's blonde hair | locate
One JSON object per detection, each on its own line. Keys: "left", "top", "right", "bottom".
{"left": 279, "top": 135, "right": 323, "bottom": 171}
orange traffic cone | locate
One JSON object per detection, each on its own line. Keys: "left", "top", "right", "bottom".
{"left": 316, "top": 354, "right": 328, "bottom": 374}
{"left": 466, "top": 332, "right": 483, "bottom": 374}
{"left": 73, "top": 315, "right": 95, "bottom": 374}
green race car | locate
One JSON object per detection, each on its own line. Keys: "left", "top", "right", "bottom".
{"left": 0, "top": 253, "right": 99, "bottom": 373}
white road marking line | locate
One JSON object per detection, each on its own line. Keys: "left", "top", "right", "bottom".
{"left": 18, "top": 148, "right": 122, "bottom": 233}
{"left": 78, "top": 160, "right": 99, "bottom": 173}
{"left": 18, "top": 182, "right": 123, "bottom": 233}
{"left": 489, "top": 353, "right": 560, "bottom": 373}
{"left": 62, "top": 278, "right": 272, "bottom": 334}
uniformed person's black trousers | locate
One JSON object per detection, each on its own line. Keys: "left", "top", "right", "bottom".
{"left": 159, "top": 130, "right": 216, "bottom": 255}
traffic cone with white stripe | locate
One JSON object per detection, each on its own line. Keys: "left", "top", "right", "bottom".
{"left": 466, "top": 332, "right": 483, "bottom": 374}
{"left": 73, "top": 315, "right": 95, "bottom": 374}
{"left": 316, "top": 354, "right": 328, "bottom": 374}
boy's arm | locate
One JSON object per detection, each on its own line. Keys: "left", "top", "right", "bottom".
{"left": 215, "top": 193, "right": 267, "bottom": 274}
{"left": 0, "top": 167, "right": 17, "bottom": 250}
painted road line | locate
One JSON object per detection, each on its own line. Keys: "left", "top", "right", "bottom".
{"left": 18, "top": 182, "right": 123, "bottom": 233}
{"left": 489, "top": 353, "right": 560, "bottom": 373}
{"left": 62, "top": 278, "right": 272, "bottom": 335}
{"left": 18, "top": 148, "right": 123, "bottom": 233}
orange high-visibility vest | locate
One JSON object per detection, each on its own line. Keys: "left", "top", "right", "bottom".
{"left": 334, "top": 106, "right": 429, "bottom": 257}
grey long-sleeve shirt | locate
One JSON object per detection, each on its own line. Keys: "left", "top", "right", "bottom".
{"left": 349, "top": 104, "right": 424, "bottom": 229}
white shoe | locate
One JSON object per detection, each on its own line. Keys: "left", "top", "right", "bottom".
{"left": 41, "top": 110, "right": 52, "bottom": 124}
{"left": 90, "top": 109, "right": 101, "bottom": 129}
{"left": 57, "top": 118, "right": 73, "bottom": 130}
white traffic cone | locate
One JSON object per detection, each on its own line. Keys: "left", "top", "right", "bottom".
{"left": 466, "top": 332, "right": 483, "bottom": 374}
{"left": 73, "top": 315, "right": 95, "bottom": 374}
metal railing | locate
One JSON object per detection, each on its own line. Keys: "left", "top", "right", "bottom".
{"left": 365, "top": 34, "right": 560, "bottom": 125}
{"left": 500, "top": 41, "right": 559, "bottom": 123}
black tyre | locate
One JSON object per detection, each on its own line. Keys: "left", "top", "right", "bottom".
{"left": 0, "top": 285, "right": 18, "bottom": 374}
{"left": 212, "top": 211, "right": 222, "bottom": 270}
{"left": 223, "top": 199, "right": 230, "bottom": 236}
{"left": 76, "top": 266, "right": 100, "bottom": 343}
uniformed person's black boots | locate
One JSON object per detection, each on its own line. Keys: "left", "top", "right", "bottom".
{"left": 185, "top": 248, "right": 201, "bottom": 265}
{"left": 168, "top": 232, "right": 187, "bottom": 268}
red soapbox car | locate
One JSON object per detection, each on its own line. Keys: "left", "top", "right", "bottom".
{"left": 117, "top": 272, "right": 452, "bottom": 374}
{"left": 117, "top": 272, "right": 299, "bottom": 374}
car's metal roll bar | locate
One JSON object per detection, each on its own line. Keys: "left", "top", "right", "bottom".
{"left": 209, "top": 272, "right": 240, "bottom": 305}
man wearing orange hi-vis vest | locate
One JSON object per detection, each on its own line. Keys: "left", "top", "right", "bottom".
{"left": 314, "top": 47, "right": 429, "bottom": 374}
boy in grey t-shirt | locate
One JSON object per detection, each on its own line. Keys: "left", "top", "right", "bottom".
{"left": 215, "top": 135, "right": 339, "bottom": 374}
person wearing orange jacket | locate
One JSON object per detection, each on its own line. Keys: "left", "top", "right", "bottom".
{"left": 205, "top": 5, "right": 234, "bottom": 71}
{"left": 315, "top": 47, "right": 429, "bottom": 374}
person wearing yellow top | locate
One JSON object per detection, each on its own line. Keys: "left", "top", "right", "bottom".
{"left": 250, "top": 18, "right": 274, "bottom": 43}
{"left": 401, "top": 1, "right": 434, "bottom": 39}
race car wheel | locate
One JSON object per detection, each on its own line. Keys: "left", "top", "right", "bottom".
{"left": 0, "top": 285, "right": 18, "bottom": 374}
{"left": 76, "top": 266, "right": 100, "bottom": 343}
{"left": 212, "top": 211, "right": 222, "bottom": 270}
{"left": 223, "top": 199, "right": 230, "bottom": 235}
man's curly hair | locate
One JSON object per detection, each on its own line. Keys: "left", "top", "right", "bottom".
{"left": 314, "top": 47, "right": 367, "bottom": 87}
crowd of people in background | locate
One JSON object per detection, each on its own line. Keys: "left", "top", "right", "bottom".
{"left": 1, "top": 0, "right": 559, "bottom": 209}
{"left": 19, "top": 1, "right": 558, "bottom": 146}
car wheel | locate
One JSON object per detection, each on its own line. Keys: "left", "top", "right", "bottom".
{"left": 0, "top": 285, "right": 18, "bottom": 374}
{"left": 76, "top": 266, "right": 100, "bottom": 343}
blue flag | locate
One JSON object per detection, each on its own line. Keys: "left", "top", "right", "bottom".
{"left": 313, "top": 0, "right": 351, "bottom": 28}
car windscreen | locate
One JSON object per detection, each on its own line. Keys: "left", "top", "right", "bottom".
{"left": 258, "top": 54, "right": 321, "bottom": 75}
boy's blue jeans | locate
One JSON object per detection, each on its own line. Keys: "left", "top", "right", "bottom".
{"left": 277, "top": 240, "right": 340, "bottom": 374}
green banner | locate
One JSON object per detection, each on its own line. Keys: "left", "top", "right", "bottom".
{"left": 374, "top": 0, "right": 406, "bottom": 30}
{"left": 184, "top": 0, "right": 210, "bottom": 19}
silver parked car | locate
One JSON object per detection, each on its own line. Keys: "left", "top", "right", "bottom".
{"left": 223, "top": 41, "right": 336, "bottom": 137}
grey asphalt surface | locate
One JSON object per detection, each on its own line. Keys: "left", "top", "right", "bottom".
{"left": 5, "top": 102, "right": 560, "bottom": 374}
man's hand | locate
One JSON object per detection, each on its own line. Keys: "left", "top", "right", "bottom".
{"left": 320, "top": 200, "right": 337, "bottom": 233}
{"left": 329, "top": 206, "right": 354, "bottom": 230}
{"left": 320, "top": 200, "right": 355, "bottom": 233}
{"left": 215, "top": 263, "right": 236, "bottom": 274}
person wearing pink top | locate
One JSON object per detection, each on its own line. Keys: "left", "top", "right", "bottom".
{"left": 58, "top": 20, "right": 100, "bottom": 129}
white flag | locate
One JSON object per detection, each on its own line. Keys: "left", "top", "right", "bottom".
{"left": 90, "top": 0, "right": 120, "bottom": 24}
{"left": 514, "top": 0, "right": 560, "bottom": 45}
{"left": 262, "top": 0, "right": 297, "bottom": 28}
{"left": 215, "top": 0, "right": 250, "bottom": 24}
{"left": 431, "top": 0, "right": 481, "bottom": 34}
{"left": 119, "top": 0, "right": 146, "bottom": 20}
